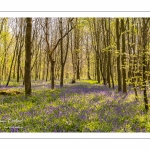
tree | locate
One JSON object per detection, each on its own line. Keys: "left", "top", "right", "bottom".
{"left": 25, "top": 18, "right": 32, "bottom": 95}
{"left": 88, "top": 18, "right": 101, "bottom": 83}
{"left": 121, "top": 18, "right": 127, "bottom": 93}
{"left": 85, "top": 34, "right": 91, "bottom": 80}
{"left": 116, "top": 18, "right": 122, "bottom": 92}
{"left": 142, "top": 18, "right": 149, "bottom": 113}
{"left": 59, "top": 18, "right": 70, "bottom": 87}
{"left": 44, "top": 18, "right": 74, "bottom": 89}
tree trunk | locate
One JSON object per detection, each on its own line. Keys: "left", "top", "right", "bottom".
{"left": 46, "top": 52, "right": 49, "bottom": 82}
{"left": 121, "top": 18, "right": 127, "bottom": 93}
{"left": 127, "top": 18, "right": 131, "bottom": 82}
{"left": 107, "top": 18, "right": 111, "bottom": 88}
{"left": 6, "top": 44, "right": 16, "bottom": 86}
{"left": 59, "top": 18, "right": 64, "bottom": 87}
{"left": 116, "top": 18, "right": 122, "bottom": 92}
{"left": 96, "top": 56, "right": 100, "bottom": 83}
{"left": 60, "top": 65, "right": 64, "bottom": 87}
{"left": 25, "top": 18, "right": 32, "bottom": 96}
{"left": 142, "top": 18, "right": 149, "bottom": 113}
{"left": 87, "top": 56, "right": 91, "bottom": 80}
{"left": 50, "top": 58, "right": 55, "bottom": 90}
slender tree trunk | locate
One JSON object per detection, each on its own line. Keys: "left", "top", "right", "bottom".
{"left": 142, "top": 18, "right": 149, "bottom": 112}
{"left": 2, "top": 28, "right": 7, "bottom": 81}
{"left": 17, "top": 19, "right": 24, "bottom": 82}
{"left": 38, "top": 48, "right": 42, "bottom": 80}
{"left": 75, "top": 19, "right": 80, "bottom": 80}
{"left": 101, "top": 18, "right": 107, "bottom": 85}
{"left": 59, "top": 18, "right": 70, "bottom": 87}
{"left": 60, "top": 18, "right": 64, "bottom": 87}
{"left": 50, "top": 56, "right": 55, "bottom": 89}
{"left": 86, "top": 36, "right": 91, "bottom": 80}
{"left": 17, "top": 47, "right": 21, "bottom": 82}
{"left": 107, "top": 18, "right": 111, "bottom": 88}
{"left": 121, "top": 18, "right": 127, "bottom": 93}
{"left": 131, "top": 19, "right": 138, "bottom": 101}
{"left": 76, "top": 40, "right": 80, "bottom": 80}
{"left": 25, "top": 18, "right": 32, "bottom": 95}
{"left": 127, "top": 18, "right": 131, "bottom": 82}
{"left": 87, "top": 56, "right": 91, "bottom": 80}
{"left": 46, "top": 52, "right": 49, "bottom": 82}
{"left": 17, "top": 37, "right": 24, "bottom": 82}
{"left": 6, "top": 45, "right": 16, "bottom": 86}
{"left": 96, "top": 56, "right": 100, "bottom": 83}
{"left": 42, "top": 55, "right": 46, "bottom": 80}
{"left": 116, "top": 18, "right": 122, "bottom": 92}
{"left": 60, "top": 65, "right": 64, "bottom": 87}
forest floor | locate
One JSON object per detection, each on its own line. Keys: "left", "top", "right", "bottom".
{"left": 0, "top": 79, "right": 150, "bottom": 132}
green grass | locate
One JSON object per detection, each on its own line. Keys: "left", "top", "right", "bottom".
{"left": 0, "top": 80, "right": 150, "bottom": 132}
{"left": 80, "top": 79, "right": 99, "bottom": 84}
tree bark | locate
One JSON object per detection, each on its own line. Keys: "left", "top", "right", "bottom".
{"left": 121, "top": 18, "right": 127, "bottom": 93}
{"left": 142, "top": 18, "right": 149, "bottom": 112}
{"left": 49, "top": 55, "right": 55, "bottom": 89}
{"left": 116, "top": 18, "right": 122, "bottom": 92}
{"left": 25, "top": 18, "right": 32, "bottom": 95}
